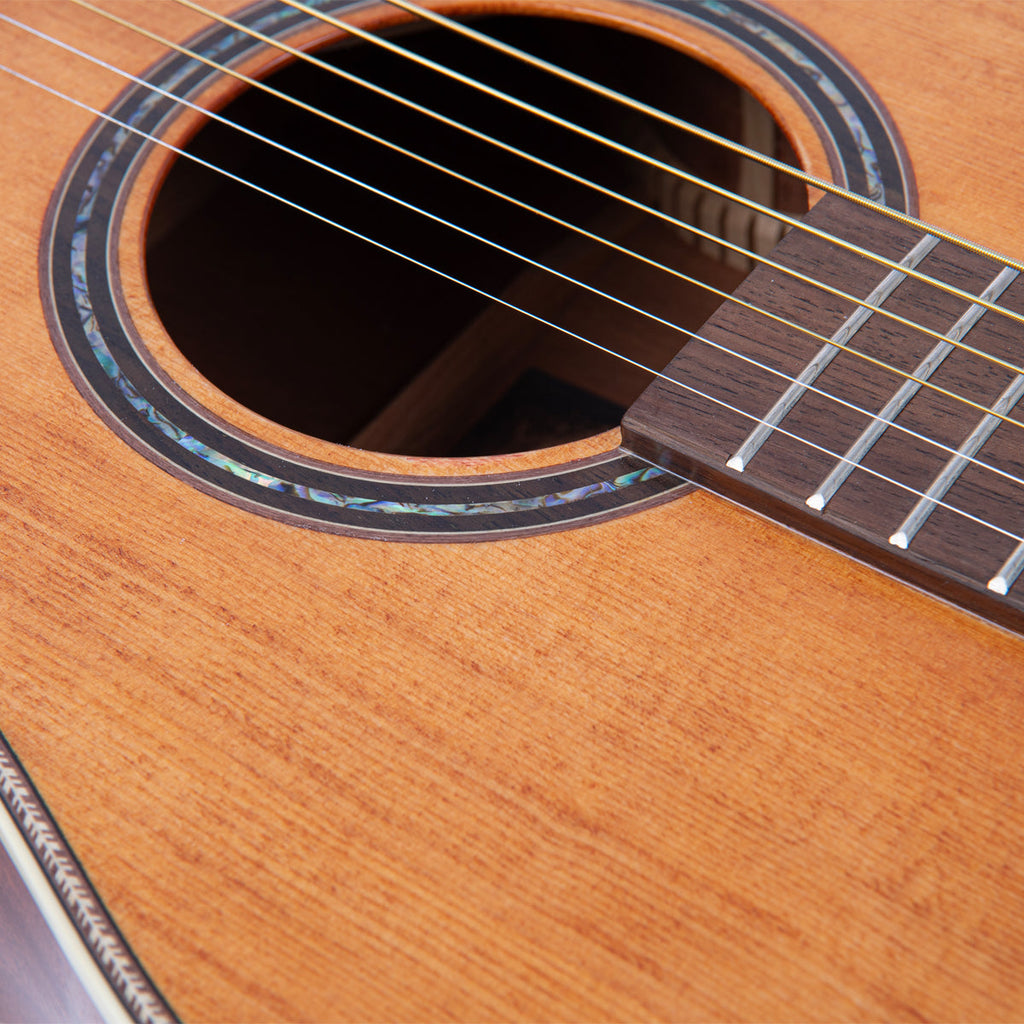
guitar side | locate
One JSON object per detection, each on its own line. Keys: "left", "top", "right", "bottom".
{"left": 2, "top": 1, "right": 1024, "bottom": 1019}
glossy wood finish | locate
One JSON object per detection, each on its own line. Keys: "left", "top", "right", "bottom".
{"left": 3, "top": 1, "right": 1024, "bottom": 1021}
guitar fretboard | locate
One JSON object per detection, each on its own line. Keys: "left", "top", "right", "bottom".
{"left": 622, "top": 193, "right": 1024, "bottom": 632}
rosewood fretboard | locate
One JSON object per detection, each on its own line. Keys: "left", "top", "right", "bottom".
{"left": 622, "top": 192, "right": 1024, "bottom": 633}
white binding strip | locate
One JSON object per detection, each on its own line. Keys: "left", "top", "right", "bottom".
{"left": 0, "top": 802, "right": 132, "bottom": 1024}
{"left": 806, "top": 265, "right": 1020, "bottom": 511}
{"left": 726, "top": 233, "right": 939, "bottom": 473}
{"left": 891, "top": 373, "right": 1024, "bottom": 550}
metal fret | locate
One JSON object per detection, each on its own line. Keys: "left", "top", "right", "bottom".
{"left": 990, "top": 543, "right": 1024, "bottom": 595}
{"left": 891, "top": 371, "right": 1024, "bottom": 549}
{"left": 726, "top": 234, "right": 939, "bottom": 472}
{"left": 806, "top": 265, "right": 1019, "bottom": 511}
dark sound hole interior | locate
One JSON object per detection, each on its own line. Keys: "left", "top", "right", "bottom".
{"left": 146, "top": 14, "right": 806, "bottom": 456}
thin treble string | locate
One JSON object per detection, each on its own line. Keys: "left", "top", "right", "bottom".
{"left": 17, "top": 11, "right": 1024, "bottom": 497}
{"left": 1, "top": 57, "right": 1023, "bottom": 546}
{"left": 380, "top": 0, "right": 1024, "bottom": 273}
{"left": 169, "top": 0, "right": 1024, "bottom": 389}
{"left": 275, "top": 0, "right": 1024, "bottom": 336}
{"left": 45, "top": 3, "right": 1024, "bottom": 440}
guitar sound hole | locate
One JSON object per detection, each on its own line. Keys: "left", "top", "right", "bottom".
{"left": 145, "top": 14, "right": 806, "bottom": 456}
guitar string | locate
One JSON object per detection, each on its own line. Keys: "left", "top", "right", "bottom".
{"left": 377, "top": 0, "right": 1024, "bottom": 276}
{"left": 258, "top": 0, "right": 1024, "bottom": 335}
{"left": 19, "top": 20, "right": 1024, "bottom": 500}
{"left": 2, "top": 58, "right": 1022, "bottom": 554}
{"left": 163, "top": 0, "right": 1024, "bottom": 386}
{"left": 6, "top": 10, "right": 1024, "bottom": 514}
{"left": 58, "top": 0, "right": 1024, "bottom": 437}
{"left": 8, "top": 9, "right": 1024, "bottom": 497}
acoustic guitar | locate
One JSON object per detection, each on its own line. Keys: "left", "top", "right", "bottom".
{"left": 2, "top": 0, "right": 1024, "bottom": 1019}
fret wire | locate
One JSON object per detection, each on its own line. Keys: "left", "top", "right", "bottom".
{"left": 12, "top": 8, "right": 1024, "bottom": 486}
{"left": 71, "top": 0, "right": 1024, "bottom": 432}
{"left": 2, "top": 58, "right": 1023, "bottom": 561}
{"left": 379, "top": 0, "right": 1024, "bottom": 279}
{"left": 989, "top": 542, "right": 1024, "bottom": 595}
{"left": 273, "top": 0, "right": 1024, "bottom": 335}
{"left": 806, "top": 265, "right": 1019, "bottom": 511}
{"left": 892, "top": 373, "right": 1024, "bottom": 551}
{"left": 727, "top": 233, "right": 940, "bottom": 473}
{"left": 134, "top": 0, "right": 1024, "bottom": 386}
